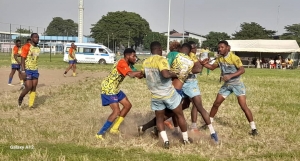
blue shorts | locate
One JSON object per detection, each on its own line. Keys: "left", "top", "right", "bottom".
{"left": 182, "top": 80, "right": 201, "bottom": 98}
{"left": 101, "top": 90, "right": 126, "bottom": 106}
{"left": 69, "top": 60, "right": 77, "bottom": 64}
{"left": 219, "top": 83, "right": 246, "bottom": 98}
{"left": 151, "top": 91, "right": 181, "bottom": 111}
{"left": 25, "top": 70, "right": 39, "bottom": 80}
{"left": 176, "top": 89, "right": 183, "bottom": 97}
{"left": 11, "top": 64, "right": 20, "bottom": 69}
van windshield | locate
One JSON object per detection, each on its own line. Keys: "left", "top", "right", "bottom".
{"left": 105, "top": 48, "right": 113, "bottom": 53}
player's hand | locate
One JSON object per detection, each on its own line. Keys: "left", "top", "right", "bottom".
{"left": 21, "top": 72, "right": 26, "bottom": 80}
{"left": 222, "top": 74, "right": 232, "bottom": 82}
{"left": 199, "top": 58, "right": 209, "bottom": 65}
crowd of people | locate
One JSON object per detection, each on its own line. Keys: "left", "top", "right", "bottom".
{"left": 251, "top": 55, "right": 294, "bottom": 69}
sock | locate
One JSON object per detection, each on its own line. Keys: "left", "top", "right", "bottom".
{"left": 8, "top": 77, "right": 13, "bottom": 84}
{"left": 207, "top": 124, "right": 216, "bottom": 134}
{"left": 72, "top": 72, "right": 76, "bottom": 76}
{"left": 160, "top": 131, "right": 169, "bottom": 142}
{"left": 210, "top": 117, "right": 214, "bottom": 123}
{"left": 28, "top": 91, "right": 36, "bottom": 107}
{"left": 250, "top": 121, "right": 256, "bottom": 130}
{"left": 190, "top": 122, "right": 197, "bottom": 129}
{"left": 142, "top": 117, "right": 156, "bottom": 131}
{"left": 97, "top": 121, "right": 113, "bottom": 135}
{"left": 20, "top": 80, "right": 23, "bottom": 85}
{"left": 174, "top": 126, "right": 180, "bottom": 133}
{"left": 182, "top": 131, "right": 188, "bottom": 141}
{"left": 64, "top": 71, "right": 67, "bottom": 74}
{"left": 110, "top": 117, "right": 124, "bottom": 130}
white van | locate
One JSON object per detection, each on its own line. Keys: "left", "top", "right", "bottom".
{"left": 63, "top": 43, "right": 116, "bottom": 64}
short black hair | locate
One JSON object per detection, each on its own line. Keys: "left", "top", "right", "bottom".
{"left": 123, "top": 48, "right": 135, "bottom": 56}
{"left": 150, "top": 41, "right": 161, "bottom": 52}
{"left": 181, "top": 43, "right": 192, "bottom": 50}
{"left": 188, "top": 41, "right": 196, "bottom": 45}
{"left": 218, "top": 40, "right": 229, "bottom": 46}
{"left": 15, "top": 39, "right": 21, "bottom": 43}
{"left": 31, "top": 33, "right": 38, "bottom": 38}
{"left": 26, "top": 38, "right": 31, "bottom": 42}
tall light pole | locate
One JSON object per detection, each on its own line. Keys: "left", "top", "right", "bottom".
{"left": 276, "top": 5, "right": 280, "bottom": 35}
{"left": 78, "top": 0, "right": 84, "bottom": 43}
{"left": 182, "top": 0, "right": 185, "bottom": 42}
{"left": 167, "top": 0, "right": 171, "bottom": 54}
{"left": 128, "top": 31, "right": 130, "bottom": 48}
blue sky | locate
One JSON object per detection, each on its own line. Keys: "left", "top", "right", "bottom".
{"left": 0, "top": 0, "right": 298, "bottom": 36}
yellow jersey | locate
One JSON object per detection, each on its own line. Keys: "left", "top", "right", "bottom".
{"left": 68, "top": 48, "right": 76, "bottom": 60}
{"left": 21, "top": 43, "right": 40, "bottom": 70}
{"left": 101, "top": 59, "right": 132, "bottom": 95}
{"left": 169, "top": 53, "right": 194, "bottom": 83}
{"left": 142, "top": 55, "right": 175, "bottom": 99}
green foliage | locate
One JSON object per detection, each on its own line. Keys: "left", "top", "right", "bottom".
{"left": 15, "top": 28, "right": 32, "bottom": 34}
{"left": 45, "top": 17, "right": 78, "bottom": 36}
{"left": 14, "top": 36, "right": 30, "bottom": 45}
{"left": 181, "top": 37, "right": 200, "bottom": 46}
{"left": 90, "top": 11, "right": 151, "bottom": 49}
{"left": 281, "top": 24, "right": 300, "bottom": 46}
{"left": 201, "top": 31, "right": 231, "bottom": 51}
{"left": 232, "top": 22, "right": 276, "bottom": 39}
{"left": 143, "top": 32, "right": 167, "bottom": 50}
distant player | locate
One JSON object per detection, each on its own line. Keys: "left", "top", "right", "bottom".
{"left": 141, "top": 41, "right": 191, "bottom": 149}
{"left": 200, "top": 40, "right": 258, "bottom": 136}
{"left": 200, "top": 46, "right": 210, "bottom": 75}
{"left": 18, "top": 33, "right": 40, "bottom": 108}
{"left": 95, "top": 48, "right": 143, "bottom": 140}
{"left": 64, "top": 43, "right": 77, "bottom": 77}
{"left": 8, "top": 39, "right": 22, "bottom": 86}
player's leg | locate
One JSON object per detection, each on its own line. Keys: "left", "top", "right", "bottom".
{"left": 233, "top": 83, "right": 258, "bottom": 135}
{"left": 207, "top": 68, "right": 210, "bottom": 75}
{"left": 8, "top": 68, "right": 16, "bottom": 86}
{"left": 64, "top": 62, "right": 73, "bottom": 76}
{"left": 18, "top": 79, "right": 33, "bottom": 107}
{"left": 72, "top": 63, "right": 77, "bottom": 77}
{"left": 110, "top": 91, "right": 131, "bottom": 134}
{"left": 155, "top": 109, "right": 170, "bottom": 149}
{"left": 28, "top": 78, "right": 38, "bottom": 108}
{"left": 17, "top": 68, "right": 24, "bottom": 86}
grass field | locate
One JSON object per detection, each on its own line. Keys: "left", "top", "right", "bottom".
{"left": 0, "top": 53, "right": 300, "bottom": 160}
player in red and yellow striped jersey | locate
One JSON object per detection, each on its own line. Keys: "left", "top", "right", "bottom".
{"left": 8, "top": 39, "right": 22, "bottom": 86}
{"left": 18, "top": 33, "right": 40, "bottom": 108}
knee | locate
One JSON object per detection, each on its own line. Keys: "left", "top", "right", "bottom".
{"left": 124, "top": 102, "right": 132, "bottom": 110}
{"left": 213, "top": 102, "right": 221, "bottom": 108}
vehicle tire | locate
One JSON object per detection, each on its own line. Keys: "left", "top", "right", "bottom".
{"left": 98, "top": 59, "right": 106, "bottom": 64}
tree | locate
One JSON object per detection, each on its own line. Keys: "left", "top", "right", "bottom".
{"left": 143, "top": 32, "right": 167, "bottom": 50}
{"left": 232, "top": 22, "right": 276, "bottom": 39}
{"left": 45, "top": 17, "right": 78, "bottom": 36}
{"left": 280, "top": 24, "right": 300, "bottom": 45}
{"left": 201, "top": 31, "right": 231, "bottom": 51}
{"left": 181, "top": 37, "right": 200, "bottom": 46}
{"left": 91, "top": 11, "right": 151, "bottom": 49}
{"left": 15, "top": 28, "right": 32, "bottom": 34}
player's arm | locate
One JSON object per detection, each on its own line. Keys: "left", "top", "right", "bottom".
{"left": 200, "top": 58, "right": 219, "bottom": 70}
{"left": 117, "top": 61, "right": 143, "bottom": 78}
{"left": 158, "top": 57, "right": 177, "bottom": 78}
{"left": 69, "top": 48, "right": 75, "bottom": 59}
{"left": 191, "top": 61, "right": 203, "bottom": 74}
{"left": 13, "top": 47, "right": 21, "bottom": 64}
{"left": 20, "top": 45, "right": 30, "bottom": 75}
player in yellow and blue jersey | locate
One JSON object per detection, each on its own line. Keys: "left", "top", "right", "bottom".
{"left": 64, "top": 43, "right": 77, "bottom": 77}
{"left": 200, "top": 40, "right": 258, "bottom": 136}
{"left": 95, "top": 48, "right": 143, "bottom": 140}
{"left": 18, "top": 33, "right": 40, "bottom": 108}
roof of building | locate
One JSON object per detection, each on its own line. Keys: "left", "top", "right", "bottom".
{"left": 226, "top": 40, "right": 300, "bottom": 53}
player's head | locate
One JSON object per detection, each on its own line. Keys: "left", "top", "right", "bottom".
{"left": 169, "top": 41, "right": 181, "bottom": 52}
{"left": 181, "top": 43, "right": 192, "bottom": 55}
{"left": 188, "top": 41, "right": 197, "bottom": 54}
{"left": 150, "top": 41, "right": 162, "bottom": 56}
{"left": 71, "top": 43, "right": 75, "bottom": 48}
{"left": 30, "top": 33, "right": 39, "bottom": 45}
{"left": 218, "top": 40, "right": 230, "bottom": 56}
{"left": 26, "top": 38, "right": 31, "bottom": 44}
{"left": 124, "top": 48, "right": 137, "bottom": 64}
{"left": 15, "top": 39, "right": 21, "bottom": 47}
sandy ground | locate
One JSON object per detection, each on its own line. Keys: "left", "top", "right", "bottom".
{"left": 0, "top": 67, "right": 107, "bottom": 93}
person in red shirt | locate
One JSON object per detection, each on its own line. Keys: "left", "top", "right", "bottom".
{"left": 8, "top": 39, "right": 22, "bottom": 86}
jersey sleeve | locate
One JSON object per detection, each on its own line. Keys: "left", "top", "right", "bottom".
{"left": 117, "top": 59, "right": 132, "bottom": 76}
{"left": 21, "top": 44, "right": 30, "bottom": 58}
{"left": 69, "top": 48, "right": 73, "bottom": 56}
{"left": 233, "top": 56, "right": 243, "bottom": 68}
{"left": 213, "top": 57, "right": 220, "bottom": 67}
{"left": 166, "top": 52, "right": 177, "bottom": 66}
{"left": 158, "top": 57, "right": 170, "bottom": 71}
{"left": 13, "top": 46, "right": 19, "bottom": 55}
{"left": 190, "top": 53, "right": 198, "bottom": 62}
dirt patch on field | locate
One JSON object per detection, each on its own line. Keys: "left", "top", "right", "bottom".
{"left": 0, "top": 67, "right": 107, "bottom": 93}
